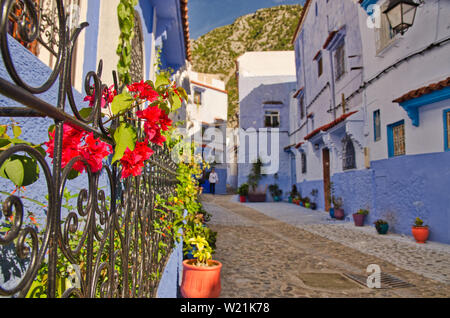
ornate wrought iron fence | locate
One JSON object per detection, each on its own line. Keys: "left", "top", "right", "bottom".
{"left": 0, "top": 0, "right": 179, "bottom": 298}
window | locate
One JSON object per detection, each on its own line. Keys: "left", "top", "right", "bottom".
{"left": 376, "top": 1, "right": 396, "bottom": 53}
{"left": 387, "top": 120, "right": 406, "bottom": 157}
{"left": 299, "top": 95, "right": 305, "bottom": 120}
{"left": 264, "top": 111, "right": 280, "bottom": 128}
{"left": 342, "top": 135, "right": 356, "bottom": 170}
{"left": 374, "top": 110, "right": 381, "bottom": 142}
{"left": 317, "top": 55, "right": 323, "bottom": 78}
{"left": 301, "top": 152, "right": 307, "bottom": 174}
{"left": 334, "top": 41, "right": 346, "bottom": 80}
{"left": 194, "top": 90, "right": 202, "bottom": 106}
{"left": 444, "top": 109, "right": 450, "bottom": 151}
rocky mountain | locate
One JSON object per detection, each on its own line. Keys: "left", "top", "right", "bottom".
{"left": 190, "top": 4, "right": 302, "bottom": 127}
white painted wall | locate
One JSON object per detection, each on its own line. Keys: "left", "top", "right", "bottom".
{"left": 97, "top": 0, "right": 121, "bottom": 87}
{"left": 358, "top": 0, "right": 450, "bottom": 161}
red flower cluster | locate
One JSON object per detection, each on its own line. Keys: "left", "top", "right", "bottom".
{"left": 127, "top": 81, "right": 160, "bottom": 102}
{"left": 45, "top": 123, "right": 112, "bottom": 174}
{"left": 84, "top": 85, "right": 117, "bottom": 109}
{"left": 136, "top": 106, "right": 173, "bottom": 147}
{"left": 120, "top": 140, "right": 154, "bottom": 179}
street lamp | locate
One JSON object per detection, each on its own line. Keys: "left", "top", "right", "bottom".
{"left": 383, "top": 0, "right": 419, "bottom": 35}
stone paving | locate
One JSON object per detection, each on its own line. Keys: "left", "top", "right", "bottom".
{"left": 201, "top": 194, "right": 450, "bottom": 298}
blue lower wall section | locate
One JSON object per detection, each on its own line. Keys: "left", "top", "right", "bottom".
{"left": 201, "top": 168, "right": 227, "bottom": 194}
{"left": 297, "top": 151, "right": 450, "bottom": 244}
{"left": 157, "top": 239, "right": 183, "bottom": 298}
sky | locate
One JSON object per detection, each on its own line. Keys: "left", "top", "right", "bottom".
{"left": 188, "top": 0, "right": 306, "bottom": 40}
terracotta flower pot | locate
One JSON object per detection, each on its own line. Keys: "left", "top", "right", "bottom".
{"left": 412, "top": 226, "right": 429, "bottom": 244}
{"left": 352, "top": 213, "right": 365, "bottom": 226}
{"left": 181, "top": 259, "right": 222, "bottom": 298}
{"left": 334, "top": 208, "right": 345, "bottom": 220}
{"left": 239, "top": 195, "right": 247, "bottom": 203}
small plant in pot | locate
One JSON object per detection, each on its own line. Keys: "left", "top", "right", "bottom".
{"left": 237, "top": 183, "right": 249, "bottom": 203}
{"left": 268, "top": 184, "right": 283, "bottom": 202}
{"left": 374, "top": 219, "right": 389, "bottom": 235}
{"left": 181, "top": 236, "right": 222, "bottom": 298}
{"left": 353, "top": 209, "right": 369, "bottom": 227}
{"left": 289, "top": 185, "right": 299, "bottom": 203}
{"left": 304, "top": 197, "right": 311, "bottom": 209}
{"left": 332, "top": 196, "right": 345, "bottom": 220}
{"left": 412, "top": 217, "right": 429, "bottom": 244}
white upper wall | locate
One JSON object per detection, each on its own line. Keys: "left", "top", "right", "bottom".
{"left": 237, "top": 51, "right": 296, "bottom": 78}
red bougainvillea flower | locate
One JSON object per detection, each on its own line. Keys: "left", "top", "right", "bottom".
{"left": 45, "top": 123, "right": 112, "bottom": 174}
{"left": 136, "top": 106, "right": 172, "bottom": 146}
{"left": 120, "top": 140, "right": 154, "bottom": 179}
{"left": 127, "top": 81, "right": 160, "bottom": 102}
{"left": 83, "top": 85, "right": 117, "bottom": 109}
{"left": 79, "top": 133, "right": 113, "bottom": 173}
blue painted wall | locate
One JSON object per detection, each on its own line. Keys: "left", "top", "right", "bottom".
{"left": 157, "top": 239, "right": 183, "bottom": 298}
{"left": 82, "top": 0, "right": 101, "bottom": 80}
{"left": 201, "top": 167, "right": 227, "bottom": 195}
{"left": 239, "top": 80, "right": 296, "bottom": 198}
{"left": 297, "top": 151, "right": 450, "bottom": 244}
{"left": 137, "top": 0, "right": 155, "bottom": 80}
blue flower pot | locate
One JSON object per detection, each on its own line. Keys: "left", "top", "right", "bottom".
{"left": 376, "top": 224, "right": 389, "bottom": 235}
{"left": 329, "top": 208, "right": 335, "bottom": 218}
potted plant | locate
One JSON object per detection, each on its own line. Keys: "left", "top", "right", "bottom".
{"left": 353, "top": 209, "right": 369, "bottom": 226}
{"left": 181, "top": 236, "right": 222, "bottom": 298}
{"left": 412, "top": 217, "right": 429, "bottom": 244}
{"left": 374, "top": 219, "right": 389, "bottom": 235}
{"left": 237, "top": 183, "right": 249, "bottom": 203}
{"left": 289, "top": 185, "right": 298, "bottom": 203}
{"left": 310, "top": 189, "right": 318, "bottom": 210}
{"left": 304, "top": 197, "right": 311, "bottom": 209}
{"left": 333, "top": 196, "right": 345, "bottom": 220}
{"left": 268, "top": 184, "right": 283, "bottom": 202}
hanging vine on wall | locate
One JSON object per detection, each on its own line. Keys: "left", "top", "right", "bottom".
{"left": 116, "top": 0, "right": 139, "bottom": 85}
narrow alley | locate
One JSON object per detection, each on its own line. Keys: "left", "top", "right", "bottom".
{"left": 202, "top": 194, "right": 450, "bottom": 298}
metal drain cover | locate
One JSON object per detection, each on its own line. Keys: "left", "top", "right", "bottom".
{"left": 343, "top": 272, "right": 415, "bottom": 289}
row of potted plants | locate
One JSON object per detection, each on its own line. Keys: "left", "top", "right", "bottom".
{"left": 288, "top": 186, "right": 318, "bottom": 210}
{"left": 352, "top": 208, "right": 430, "bottom": 243}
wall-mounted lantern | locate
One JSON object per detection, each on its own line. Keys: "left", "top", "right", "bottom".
{"left": 383, "top": 0, "right": 419, "bottom": 35}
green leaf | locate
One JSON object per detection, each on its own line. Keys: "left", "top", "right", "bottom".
{"left": 0, "top": 155, "right": 40, "bottom": 187}
{"left": 12, "top": 126, "right": 22, "bottom": 138}
{"left": 79, "top": 107, "right": 92, "bottom": 118}
{"left": 111, "top": 123, "right": 137, "bottom": 164}
{"left": 170, "top": 92, "right": 182, "bottom": 111}
{"left": 177, "top": 87, "right": 188, "bottom": 101}
{"left": 155, "top": 74, "right": 170, "bottom": 89}
{"left": 0, "top": 139, "right": 11, "bottom": 148}
{"left": 0, "top": 125, "right": 7, "bottom": 137}
{"left": 111, "top": 92, "right": 134, "bottom": 115}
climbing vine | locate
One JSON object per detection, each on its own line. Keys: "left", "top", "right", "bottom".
{"left": 116, "top": 0, "right": 138, "bottom": 85}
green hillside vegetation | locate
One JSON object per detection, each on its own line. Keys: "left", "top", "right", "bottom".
{"left": 191, "top": 4, "right": 302, "bottom": 127}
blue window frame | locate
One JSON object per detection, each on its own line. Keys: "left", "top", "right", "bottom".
{"left": 374, "top": 110, "right": 381, "bottom": 142}
{"left": 444, "top": 109, "right": 450, "bottom": 151}
{"left": 387, "top": 120, "right": 405, "bottom": 158}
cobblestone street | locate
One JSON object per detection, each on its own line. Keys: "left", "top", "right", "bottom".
{"left": 201, "top": 194, "right": 450, "bottom": 298}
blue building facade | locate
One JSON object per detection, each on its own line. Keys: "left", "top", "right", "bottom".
{"left": 237, "top": 51, "right": 297, "bottom": 200}
{"left": 289, "top": 0, "right": 450, "bottom": 244}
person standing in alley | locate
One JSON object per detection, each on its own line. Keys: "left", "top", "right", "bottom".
{"left": 209, "top": 168, "right": 219, "bottom": 195}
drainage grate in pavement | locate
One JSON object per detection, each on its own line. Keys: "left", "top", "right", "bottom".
{"left": 298, "top": 273, "right": 363, "bottom": 290}
{"left": 343, "top": 272, "right": 415, "bottom": 289}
